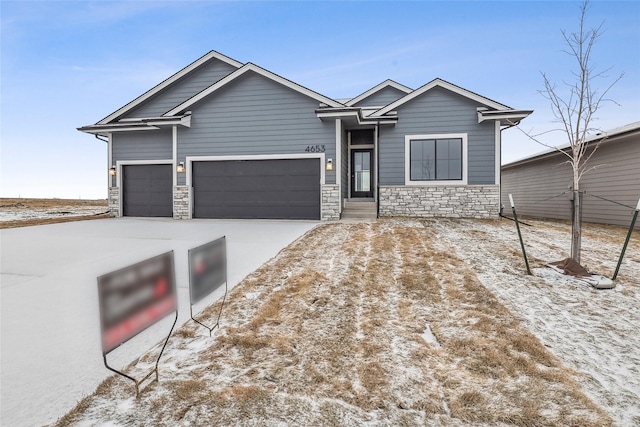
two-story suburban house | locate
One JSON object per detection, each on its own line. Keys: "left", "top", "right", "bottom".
{"left": 78, "top": 50, "right": 532, "bottom": 220}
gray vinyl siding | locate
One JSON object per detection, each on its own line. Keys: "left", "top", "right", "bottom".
{"left": 176, "top": 71, "right": 336, "bottom": 185}
{"left": 502, "top": 133, "right": 640, "bottom": 227}
{"left": 353, "top": 86, "right": 408, "bottom": 107}
{"left": 112, "top": 129, "right": 172, "bottom": 161}
{"left": 378, "top": 86, "right": 496, "bottom": 185}
{"left": 122, "top": 59, "right": 238, "bottom": 118}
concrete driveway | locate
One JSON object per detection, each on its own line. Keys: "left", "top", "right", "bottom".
{"left": 0, "top": 217, "right": 317, "bottom": 426}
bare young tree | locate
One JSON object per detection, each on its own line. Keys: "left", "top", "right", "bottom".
{"left": 517, "top": 0, "right": 623, "bottom": 264}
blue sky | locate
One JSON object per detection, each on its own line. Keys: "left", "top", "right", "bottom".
{"left": 1, "top": 0, "right": 638, "bottom": 199}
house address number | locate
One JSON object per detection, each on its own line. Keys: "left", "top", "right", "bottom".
{"left": 305, "top": 145, "right": 325, "bottom": 153}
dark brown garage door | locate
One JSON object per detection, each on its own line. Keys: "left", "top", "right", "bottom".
{"left": 122, "top": 164, "right": 173, "bottom": 217}
{"left": 193, "top": 159, "right": 320, "bottom": 220}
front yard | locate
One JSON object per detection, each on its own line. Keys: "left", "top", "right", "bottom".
{"left": 55, "top": 218, "right": 639, "bottom": 426}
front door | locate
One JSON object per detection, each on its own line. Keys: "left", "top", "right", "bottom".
{"left": 351, "top": 149, "right": 374, "bottom": 198}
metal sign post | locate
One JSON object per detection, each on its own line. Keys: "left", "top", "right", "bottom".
{"left": 97, "top": 251, "right": 178, "bottom": 397}
{"left": 612, "top": 198, "right": 640, "bottom": 281}
{"left": 510, "top": 194, "right": 532, "bottom": 275}
{"left": 188, "top": 237, "right": 228, "bottom": 336}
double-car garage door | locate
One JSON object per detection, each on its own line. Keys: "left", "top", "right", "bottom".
{"left": 121, "top": 159, "right": 320, "bottom": 220}
{"left": 193, "top": 158, "right": 320, "bottom": 220}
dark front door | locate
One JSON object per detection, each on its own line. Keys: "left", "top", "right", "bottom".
{"left": 351, "top": 149, "right": 374, "bottom": 198}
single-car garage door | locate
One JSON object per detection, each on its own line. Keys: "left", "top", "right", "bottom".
{"left": 193, "top": 158, "right": 320, "bottom": 220}
{"left": 122, "top": 164, "right": 173, "bottom": 217}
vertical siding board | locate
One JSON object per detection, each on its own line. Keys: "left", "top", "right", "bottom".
{"left": 176, "top": 71, "right": 336, "bottom": 184}
{"left": 123, "top": 60, "right": 238, "bottom": 118}
{"left": 501, "top": 135, "right": 640, "bottom": 227}
{"left": 353, "top": 86, "right": 409, "bottom": 107}
{"left": 379, "top": 87, "right": 495, "bottom": 185}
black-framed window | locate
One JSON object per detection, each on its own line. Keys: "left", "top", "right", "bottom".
{"left": 409, "top": 138, "right": 462, "bottom": 181}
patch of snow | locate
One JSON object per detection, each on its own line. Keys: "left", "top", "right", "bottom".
{"left": 420, "top": 323, "right": 440, "bottom": 348}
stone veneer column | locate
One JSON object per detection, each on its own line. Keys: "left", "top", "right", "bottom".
{"left": 321, "top": 184, "right": 340, "bottom": 221}
{"left": 378, "top": 185, "right": 500, "bottom": 218}
{"left": 108, "top": 187, "right": 120, "bottom": 217}
{"left": 173, "top": 186, "right": 190, "bottom": 220}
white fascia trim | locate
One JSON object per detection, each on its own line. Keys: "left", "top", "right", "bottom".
{"left": 477, "top": 109, "right": 532, "bottom": 124}
{"left": 372, "top": 78, "right": 510, "bottom": 118}
{"left": 115, "top": 159, "right": 173, "bottom": 216}
{"left": 316, "top": 110, "right": 397, "bottom": 126}
{"left": 344, "top": 79, "right": 413, "bottom": 107}
{"left": 185, "top": 153, "right": 326, "bottom": 188}
{"left": 404, "top": 133, "right": 468, "bottom": 186}
{"left": 165, "top": 63, "right": 343, "bottom": 116}
{"left": 80, "top": 126, "right": 160, "bottom": 134}
{"left": 98, "top": 51, "right": 242, "bottom": 125}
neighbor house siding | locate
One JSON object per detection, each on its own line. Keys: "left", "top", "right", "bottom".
{"left": 378, "top": 87, "right": 496, "bottom": 185}
{"left": 353, "top": 86, "right": 409, "bottom": 107}
{"left": 501, "top": 133, "right": 640, "bottom": 227}
{"left": 122, "top": 59, "right": 238, "bottom": 118}
{"left": 112, "top": 129, "right": 173, "bottom": 161}
{"left": 176, "top": 71, "right": 336, "bottom": 185}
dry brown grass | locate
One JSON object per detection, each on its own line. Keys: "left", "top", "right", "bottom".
{"left": 51, "top": 219, "right": 613, "bottom": 427}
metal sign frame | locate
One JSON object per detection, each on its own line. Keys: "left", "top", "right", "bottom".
{"left": 97, "top": 251, "right": 178, "bottom": 397}
{"left": 188, "top": 236, "right": 228, "bottom": 336}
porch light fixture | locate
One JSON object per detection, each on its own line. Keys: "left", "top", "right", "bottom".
{"left": 177, "top": 162, "right": 185, "bottom": 173}
{"left": 109, "top": 166, "right": 117, "bottom": 176}
{"left": 326, "top": 158, "right": 333, "bottom": 171}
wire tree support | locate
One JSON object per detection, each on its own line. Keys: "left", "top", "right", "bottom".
{"left": 612, "top": 198, "right": 640, "bottom": 281}
{"left": 509, "top": 194, "right": 532, "bottom": 275}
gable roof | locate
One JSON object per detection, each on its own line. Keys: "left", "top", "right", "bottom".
{"left": 164, "top": 62, "right": 344, "bottom": 116}
{"left": 370, "top": 78, "right": 511, "bottom": 117}
{"left": 344, "top": 79, "right": 413, "bottom": 107}
{"left": 97, "top": 50, "right": 243, "bottom": 125}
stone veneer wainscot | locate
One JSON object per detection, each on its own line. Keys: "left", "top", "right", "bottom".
{"left": 321, "top": 184, "right": 340, "bottom": 221}
{"left": 173, "top": 186, "right": 190, "bottom": 219}
{"left": 379, "top": 185, "right": 499, "bottom": 218}
{"left": 108, "top": 187, "right": 120, "bottom": 217}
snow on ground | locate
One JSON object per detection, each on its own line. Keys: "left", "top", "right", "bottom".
{"left": 51, "top": 218, "right": 640, "bottom": 427}
{"left": 0, "top": 200, "right": 108, "bottom": 222}
{"left": 433, "top": 217, "right": 640, "bottom": 427}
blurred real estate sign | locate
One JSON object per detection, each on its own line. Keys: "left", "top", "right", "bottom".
{"left": 97, "top": 251, "right": 177, "bottom": 353}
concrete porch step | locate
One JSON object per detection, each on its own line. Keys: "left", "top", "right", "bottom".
{"left": 341, "top": 199, "right": 377, "bottom": 220}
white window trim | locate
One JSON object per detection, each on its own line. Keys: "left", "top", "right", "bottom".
{"left": 404, "top": 133, "right": 468, "bottom": 186}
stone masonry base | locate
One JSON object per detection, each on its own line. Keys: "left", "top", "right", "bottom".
{"left": 379, "top": 185, "right": 499, "bottom": 218}
{"left": 173, "top": 186, "right": 190, "bottom": 220}
{"left": 108, "top": 187, "right": 120, "bottom": 217}
{"left": 321, "top": 184, "right": 340, "bottom": 221}
{"left": 111, "top": 184, "right": 344, "bottom": 221}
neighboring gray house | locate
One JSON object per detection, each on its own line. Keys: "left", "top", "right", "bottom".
{"left": 501, "top": 121, "right": 640, "bottom": 227}
{"left": 79, "top": 50, "right": 531, "bottom": 221}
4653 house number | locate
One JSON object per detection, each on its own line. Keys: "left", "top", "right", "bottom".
{"left": 305, "top": 145, "right": 326, "bottom": 153}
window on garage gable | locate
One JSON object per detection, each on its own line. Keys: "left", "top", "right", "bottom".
{"left": 405, "top": 133, "right": 467, "bottom": 185}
